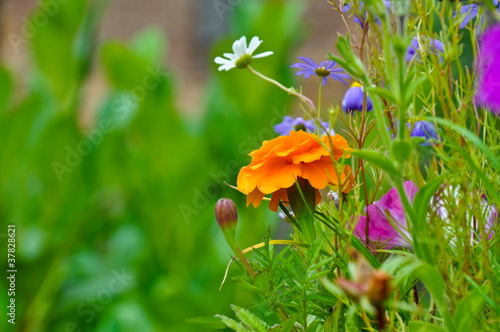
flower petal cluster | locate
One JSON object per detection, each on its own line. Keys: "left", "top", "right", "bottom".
{"left": 214, "top": 36, "right": 273, "bottom": 71}
{"left": 290, "top": 57, "right": 349, "bottom": 86}
{"left": 354, "top": 181, "right": 418, "bottom": 251}
{"left": 341, "top": 1, "right": 391, "bottom": 29}
{"left": 237, "top": 130, "right": 354, "bottom": 212}
{"left": 405, "top": 36, "right": 445, "bottom": 62}
{"left": 409, "top": 121, "right": 438, "bottom": 145}
{"left": 273, "top": 116, "right": 331, "bottom": 136}
{"left": 475, "top": 23, "right": 500, "bottom": 116}
{"left": 453, "top": 2, "right": 500, "bottom": 29}
{"left": 342, "top": 82, "right": 373, "bottom": 113}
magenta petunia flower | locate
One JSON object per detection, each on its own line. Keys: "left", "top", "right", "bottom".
{"left": 475, "top": 23, "right": 500, "bottom": 116}
{"left": 354, "top": 181, "right": 418, "bottom": 251}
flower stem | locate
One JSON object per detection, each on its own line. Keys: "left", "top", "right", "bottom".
{"left": 247, "top": 65, "right": 316, "bottom": 111}
{"left": 318, "top": 81, "right": 323, "bottom": 118}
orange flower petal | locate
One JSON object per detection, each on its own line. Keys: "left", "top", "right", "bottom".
{"left": 237, "top": 130, "right": 353, "bottom": 211}
{"left": 269, "top": 188, "right": 289, "bottom": 212}
{"left": 247, "top": 188, "right": 265, "bottom": 207}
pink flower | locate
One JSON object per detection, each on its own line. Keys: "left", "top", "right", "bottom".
{"left": 354, "top": 181, "right": 418, "bottom": 251}
{"left": 475, "top": 23, "right": 500, "bottom": 116}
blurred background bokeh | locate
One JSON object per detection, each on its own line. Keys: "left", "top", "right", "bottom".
{"left": 0, "top": 0, "right": 348, "bottom": 331}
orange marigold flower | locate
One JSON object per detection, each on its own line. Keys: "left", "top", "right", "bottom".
{"left": 237, "top": 130, "right": 354, "bottom": 211}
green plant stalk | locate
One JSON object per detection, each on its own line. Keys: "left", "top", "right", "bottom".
{"left": 247, "top": 65, "right": 316, "bottom": 112}
{"left": 224, "top": 234, "right": 256, "bottom": 278}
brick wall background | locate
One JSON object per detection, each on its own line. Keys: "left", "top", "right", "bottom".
{"left": 0, "top": 0, "right": 349, "bottom": 120}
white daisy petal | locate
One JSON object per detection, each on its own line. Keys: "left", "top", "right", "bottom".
{"left": 214, "top": 35, "right": 273, "bottom": 71}
{"left": 214, "top": 56, "right": 229, "bottom": 65}
{"left": 247, "top": 36, "right": 262, "bottom": 54}
{"left": 253, "top": 51, "right": 274, "bottom": 59}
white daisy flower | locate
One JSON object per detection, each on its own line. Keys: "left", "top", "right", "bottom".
{"left": 214, "top": 36, "right": 274, "bottom": 71}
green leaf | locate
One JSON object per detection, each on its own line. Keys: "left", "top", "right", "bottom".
{"left": 464, "top": 275, "right": 500, "bottom": 314}
{"left": 413, "top": 176, "right": 444, "bottom": 227}
{"left": 187, "top": 316, "right": 227, "bottom": 329}
{"left": 350, "top": 235, "right": 381, "bottom": 269}
{"left": 409, "top": 322, "right": 447, "bottom": 332}
{"left": 331, "top": 36, "right": 367, "bottom": 80}
{"left": 455, "top": 290, "right": 485, "bottom": 332}
{"left": 426, "top": 117, "right": 500, "bottom": 172}
{"left": 392, "top": 139, "right": 413, "bottom": 164}
{"left": 231, "top": 305, "right": 268, "bottom": 332}
{"left": 0, "top": 66, "right": 13, "bottom": 110}
{"left": 351, "top": 150, "right": 400, "bottom": 178}
{"left": 215, "top": 314, "right": 246, "bottom": 332}
{"left": 415, "top": 263, "right": 455, "bottom": 331}
{"left": 366, "top": 86, "right": 398, "bottom": 104}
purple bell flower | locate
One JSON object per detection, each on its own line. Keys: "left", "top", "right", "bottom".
{"left": 409, "top": 121, "right": 438, "bottom": 145}
{"left": 341, "top": 83, "right": 373, "bottom": 113}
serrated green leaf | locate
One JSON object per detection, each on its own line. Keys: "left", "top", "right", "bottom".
{"left": 215, "top": 314, "right": 246, "bottom": 332}
{"left": 231, "top": 305, "right": 268, "bottom": 332}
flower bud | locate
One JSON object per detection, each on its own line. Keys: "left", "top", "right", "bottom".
{"left": 409, "top": 120, "right": 438, "bottom": 146}
{"left": 366, "top": 270, "right": 392, "bottom": 305}
{"left": 215, "top": 198, "right": 238, "bottom": 231}
{"left": 341, "top": 82, "right": 373, "bottom": 113}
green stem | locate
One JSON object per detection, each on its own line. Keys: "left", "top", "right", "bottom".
{"left": 247, "top": 65, "right": 316, "bottom": 112}
{"left": 317, "top": 81, "right": 323, "bottom": 118}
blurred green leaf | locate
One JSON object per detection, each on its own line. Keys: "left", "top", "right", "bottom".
{"left": 409, "top": 322, "right": 447, "bottom": 332}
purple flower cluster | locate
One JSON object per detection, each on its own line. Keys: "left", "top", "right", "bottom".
{"left": 453, "top": 1, "right": 500, "bottom": 29}
{"left": 405, "top": 37, "right": 445, "bottom": 62}
{"left": 274, "top": 116, "right": 330, "bottom": 136}
{"left": 341, "top": 1, "right": 391, "bottom": 29}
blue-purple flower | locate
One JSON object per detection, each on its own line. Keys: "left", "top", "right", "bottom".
{"left": 341, "top": 82, "right": 373, "bottom": 113}
{"left": 341, "top": 1, "right": 391, "bottom": 29}
{"left": 290, "top": 57, "right": 349, "bottom": 86}
{"left": 409, "top": 121, "right": 438, "bottom": 145}
{"left": 405, "top": 36, "right": 445, "bottom": 62}
{"left": 273, "top": 116, "right": 331, "bottom": 136}
{"left": 453, "top": 1, "right": 500, "bottom": 29}
{"left": 475, "top": 23, "right": 500, "bottom": 116}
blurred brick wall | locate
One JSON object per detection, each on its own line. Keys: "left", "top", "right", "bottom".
{"left": 0, "top": 0, "right": 348, "bottom": 119}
